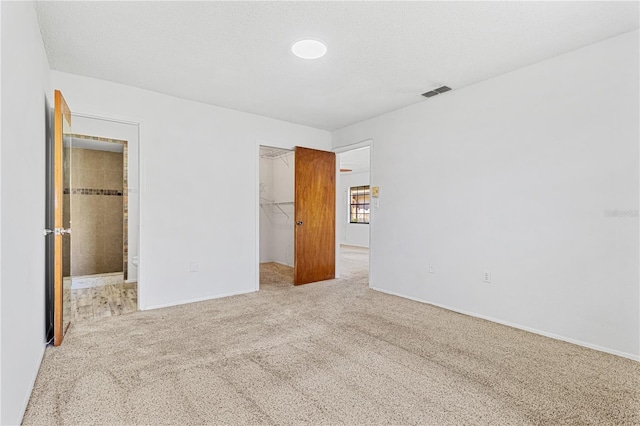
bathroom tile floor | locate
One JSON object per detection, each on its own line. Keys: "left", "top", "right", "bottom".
{"left": 70, "top": 282, "right": 137, "bottom": 321}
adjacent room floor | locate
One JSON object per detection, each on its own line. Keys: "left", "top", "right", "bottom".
{"left": 71, "top": 282, "right": 138, "bottom": 321}
{"left": 24, "top": 247, "right": 639, "bottom": 425}
{"left": 259, "top": 245, "right": 369, "bottom": 290}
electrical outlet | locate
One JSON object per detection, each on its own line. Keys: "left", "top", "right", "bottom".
{"left": 482, "top": 270, "right": 491, "bottom": 283}
{"left": 189, "top": 260, "right": 199, "bottom": 272}
{"left": 428, "top": 264, "right": 436, "bottom": 274}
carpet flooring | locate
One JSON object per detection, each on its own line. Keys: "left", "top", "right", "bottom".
{"left": 260, "top": 262, "right": 294, "bottom": 290}
{"left": 24, "top": 246, "right": 639, "bottom": 425}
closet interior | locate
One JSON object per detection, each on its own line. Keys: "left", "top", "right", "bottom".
{"left": 259, "top": 146, "right": 295, "bottom": 288}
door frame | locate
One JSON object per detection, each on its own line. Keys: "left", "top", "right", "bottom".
{"left": 333, "top": 139, "right": 374, "bottom": 285}
{"left": 69, "top": 111, "right": 143, "bottom": 311}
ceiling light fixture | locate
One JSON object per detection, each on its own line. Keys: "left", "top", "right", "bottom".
{"left": 291, "top": 39, "right": 327, "bottom": 59}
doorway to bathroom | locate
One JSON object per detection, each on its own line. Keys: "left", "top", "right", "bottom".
{"left": 65, "top": 133, "right": 137, "bottom": 321}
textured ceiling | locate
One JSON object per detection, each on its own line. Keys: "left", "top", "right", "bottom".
{"left": 35, "top": 1, "right": 639, "bottom": 131}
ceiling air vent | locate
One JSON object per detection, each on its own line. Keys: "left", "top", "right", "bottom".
{"left": 422, "top": 86, "right": 452, "bottom": 98}
{"left": 422, "top": 91, "right": 439, "bottom": 98}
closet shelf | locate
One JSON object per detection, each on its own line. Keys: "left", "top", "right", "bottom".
{"left": 260, "top": 147, "right": 293, "bottom": 166}
{"left": 259, "top": 200, "right": 294, "bottom": 206}
{"left": 260, "top": 147, "right": 292, "bottom": 159}
{"left": 259, "top": 200, "right": 294, "bottom": 219}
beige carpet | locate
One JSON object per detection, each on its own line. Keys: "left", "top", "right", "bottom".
{"left": 260, "top": 262, "right": 294, "bottom": 290}
{"left": 24, "top": 246, "right": 639, "bottom": 425}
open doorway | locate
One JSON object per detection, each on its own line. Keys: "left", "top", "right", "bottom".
{"left": 60, "top": 112, "right": 140, "bottom": 322}
{"left": 258, "top": 146, "right": 295, "bottom": 290}
{"left": 336, "top": 145, "right": 371, "bottom": 282}
{"left": 64, "top": 134, "right": 137, "bottom": 320}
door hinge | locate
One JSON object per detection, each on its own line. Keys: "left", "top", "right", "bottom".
{"left": 44, "top": 228, "right": 71, "bottom": 236}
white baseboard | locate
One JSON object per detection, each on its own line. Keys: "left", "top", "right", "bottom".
{"left": 15, "top": 344, "right": 46, "bottom": 425}
{"left": 259, "top": 261, "right": 294, "bottom": 268}
{"left": 141, "top": 288, "right": 256, "bottom": 311}
{"left": 371, "top": 286, "right": 640, "bottom": 362}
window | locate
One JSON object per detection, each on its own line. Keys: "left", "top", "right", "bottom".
{"left": 349, "top": 185, "right": 370, "bottom": 224}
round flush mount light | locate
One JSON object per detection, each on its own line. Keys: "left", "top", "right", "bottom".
{"left": 291, "top": 38, "right": 327, "bottom": 59}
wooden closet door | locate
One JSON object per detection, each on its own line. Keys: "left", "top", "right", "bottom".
{"left": 294, "top": 147, "right": 336, "bottom": 285}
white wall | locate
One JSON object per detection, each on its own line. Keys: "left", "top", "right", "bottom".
{"left": 0, "top": 3, "right": 3, "bottom": 423}
{"left": 270, "top": 152, "right": 295, "bottom": 266}
{"left": 70, "top": 115, "right": 140, "bottom": 282}
{"left": 51, "top": 71, "right": 331, "bottom": 309}
{"left": 259, "top": 151, "right": 294, "bottom": 267}
{"left": 0, "top": 2, "right": 51, "bottom": 424}
{"left": 338, "top": 171, "right": 370, "bottom": 248}
{"left": 333, "top": 30, "right": 640, "bottom": 359}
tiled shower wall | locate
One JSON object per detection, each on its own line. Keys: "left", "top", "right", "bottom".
{"left": 63, "top": 148, "right": 124, "bottom": 276}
